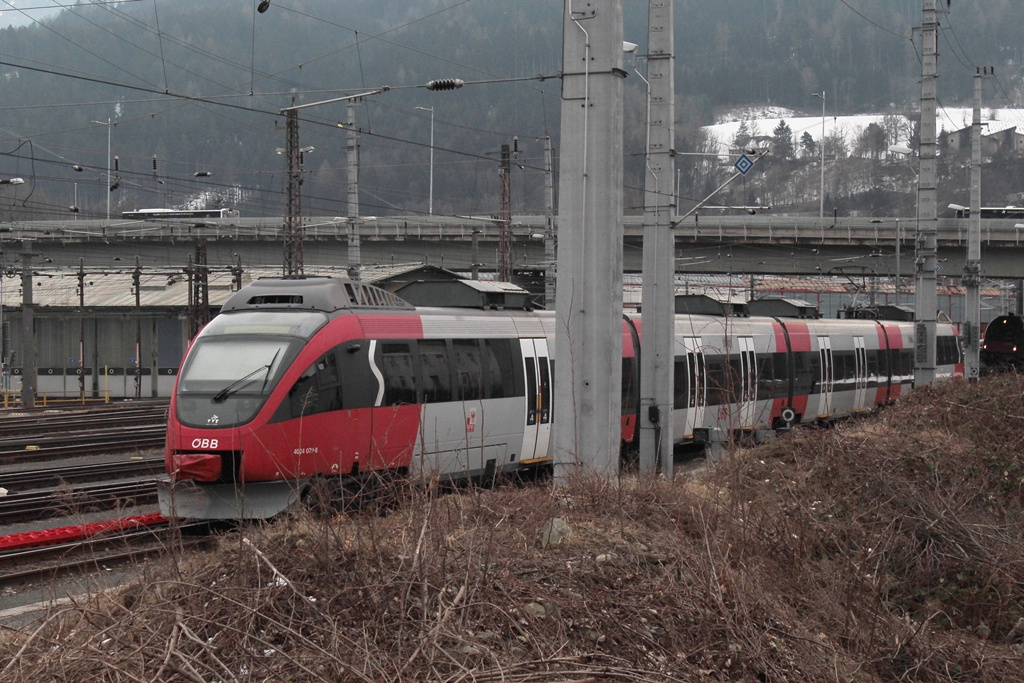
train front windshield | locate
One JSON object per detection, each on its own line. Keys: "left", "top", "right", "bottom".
{"left": 176, "top": 310, "right": 328, "bottom": 428}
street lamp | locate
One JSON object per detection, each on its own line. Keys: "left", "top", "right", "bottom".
{"left": 91, "top": 119, "right": 114, "bottom": 220}
{"left": 415, "top": 106, "right": 434, "bottom": 215}
{"left": 812, "top": 91, "right": 825, "bottom": 224}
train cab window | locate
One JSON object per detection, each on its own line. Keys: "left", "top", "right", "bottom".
{"left": 285, "top": 351, "right": 342, "bottom": 419}
{"left": 483, "top": 339, "right": 524, "bottom": 399}
{"left": 380, "top": 342, "right": 418, "bottom": 405}
{"left": 452, "top": 340, "right": 485, "bottom": 401}
{"left": 336, "top": 342, "right": 378, "bottom": 410}
{"left": 418, "top": 339, "right": 452, "bottom": 404}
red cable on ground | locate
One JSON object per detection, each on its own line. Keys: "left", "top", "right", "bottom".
{"left": 0, "top": 512, "right": 168, "bottom": 551}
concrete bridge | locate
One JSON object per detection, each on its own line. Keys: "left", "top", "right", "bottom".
{"left": 4, "top": 214, "right": 1024, "bottom": 279}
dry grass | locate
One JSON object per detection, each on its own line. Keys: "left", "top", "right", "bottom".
{"left": 3, "top": 374, "right": 1024, "bottom": 681}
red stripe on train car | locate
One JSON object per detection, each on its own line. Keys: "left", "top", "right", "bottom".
{"left": 770, "top": 320, "right": 787, "bottom": 421}
{"left": 875, "top": 323, "right": 893, "bottom": 405}
{"left": 882, "top": 322, "right": 905, "bottom": 399}
{"left": 622, "top": 320, "right": 636, "bottom": 358}
{"left": 349, "top": 314, "right": 423, "bottom": 471}
{"left": 355, "top": 312, "right": 424, "bottom": 338}
{"left": 780, "top": 320, "right": 811, "bottom": 419}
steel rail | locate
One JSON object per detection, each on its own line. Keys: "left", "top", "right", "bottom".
{"left": 0, "top": 480, "right": 158, "bottom": 525}
{"left": 0, "top": 456, "right": 164, "bottom": 491}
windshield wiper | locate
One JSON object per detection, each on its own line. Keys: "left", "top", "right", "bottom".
{"left": 211, "top": 350, "right": 281, "bottom": 404}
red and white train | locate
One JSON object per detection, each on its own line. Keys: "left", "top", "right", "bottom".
{"left": 158, "top": 277, "right": 963, "bottom": 520}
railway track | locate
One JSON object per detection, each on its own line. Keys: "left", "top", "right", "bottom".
{"left": 0, "top": 522, "right": 210, "bottom": 587}
{"left": 0, "top": 455, "right": 163, "bottom": 490}
{"left": 0, "top": 479, "right": 158, "bottom": 525}
{"left": 0, "top": 401, "right": 168, "bottom": 436}
{"left": 0, "top": 402, "right": 184, "bottom": 601}
{"left": 0, "top": 427, "right": 166, "bottom": 464}
{"left": 0, "top": 402, "right": 167, "bottom": 465}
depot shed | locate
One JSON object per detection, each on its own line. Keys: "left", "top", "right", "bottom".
{"left": 0, "top": 263, "right": 463, "bottom": 400}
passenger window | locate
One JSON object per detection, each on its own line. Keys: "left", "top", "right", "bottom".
{"left": 380, "top": 342, "right": 417, "bottom": 405}
{"left": 451, "top": 339, "right": 484, "bottom": 400}
{"left": 419, "top": 339, "right": 452, "bottom": 403}
{"left": 705, "top": 355, "right": 729, "bottom": 406}
{"left": 337, "top": 341, "right": 378, "bottom": 409}
{"left": 483, "top": 339, "right": 523, "bottom": 398}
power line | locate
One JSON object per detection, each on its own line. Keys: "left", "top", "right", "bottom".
{"left": 837, "top": 0, "right": 912, "bottom": 41}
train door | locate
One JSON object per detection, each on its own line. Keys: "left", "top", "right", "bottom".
{"left": 737, "top": 336, "right": 757, "bottom": 428}
{"left": 519, "top": 338, "right": 551, "bottom": 462}
{"left": 853, "top": 336, "right": 869, "bottom": 412}
{"left": 815, "top": 335, "right": 834, "bottom": 418}
{"left": 680, "top": 337, "right": 706, "bottom": 438}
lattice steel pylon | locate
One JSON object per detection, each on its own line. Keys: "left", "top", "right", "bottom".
{"left": 188, "top": 239, "right": 210, "bottom": 339}
{"left": 282, "top": 107, "right": 303, "bottom": 275}
{"left": 498, "top": 143, "right": 511, "bottom": 283}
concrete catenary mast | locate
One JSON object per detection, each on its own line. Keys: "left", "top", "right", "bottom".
{"left": 554, "top": 1, "right": 625, "bottom": 477}
{"left": 914, "top": 0, "right": 942, "bottom": 385}
{"left": 964, "top": 66, "right": 992, "bottom": 382}
{"left": 638, "top": 0, "right": 675, "bottom": 477}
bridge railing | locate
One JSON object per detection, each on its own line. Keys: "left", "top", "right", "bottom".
{"left": 4, "top": 215, "right": 1023, "bottom": 247}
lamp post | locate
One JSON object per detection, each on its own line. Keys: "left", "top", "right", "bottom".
{"left": 812, "top": 91, "right": 825, "bottom": 225}
{"left": 0, "top": 178, "right": 22, "bottom": 393}
{"left": 889, "top": 144, "right": 918, "bottom": 309}
{"left": 415, "top": 106, "right": 434, "bottom": 215}
{"left": 895, "top": 218, "right": 901, "bottom": 305}
{"left": 91, "top": 119, "right": 114, "bottom": 220}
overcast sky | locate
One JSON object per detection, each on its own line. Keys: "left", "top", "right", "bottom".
{"left": 0, "top": 1, "right": 64, "bottom": 29}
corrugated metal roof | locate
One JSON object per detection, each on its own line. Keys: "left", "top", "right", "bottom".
{"left": 0, "top": 263, "right": 466, "bottom": 309}
{"left": 0, "top": 266, "right": 1001, "bottom": 309}
{"left": 456, "top": 280, "right": 529, "bottom": 294}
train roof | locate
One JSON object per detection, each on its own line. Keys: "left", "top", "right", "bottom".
{"left": 746, "top": 298, "right": 821, "bottom": 319}
{"left": 220, "top": 276, "right": 414, "bottom": 313}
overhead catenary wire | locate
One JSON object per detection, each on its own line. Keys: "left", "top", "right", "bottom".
{"left": 0, "top": 0, "right": 547, "bottom": 206}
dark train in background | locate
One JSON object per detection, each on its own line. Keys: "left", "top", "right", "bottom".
{"left": 981, "top": 313, "right": 1024, "bottom": 371}
{"left": 159, "top": 277, "right": 963, "bottom": 521}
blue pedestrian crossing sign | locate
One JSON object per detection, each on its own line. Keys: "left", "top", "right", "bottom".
{"left": 734, "top": 154, "right": 754, "bottom": 175}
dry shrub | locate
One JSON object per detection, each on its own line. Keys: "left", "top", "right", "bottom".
{"left": 2, "top": 375, "right": 1024, "bottom": 681}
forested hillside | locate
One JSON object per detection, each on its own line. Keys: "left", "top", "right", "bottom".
{"left": 0, "top": 0, "right": 1017, "bottom": 221}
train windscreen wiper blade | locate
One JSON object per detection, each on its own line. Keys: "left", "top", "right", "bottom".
{"left": 212, "top": 350, "right": 280, "bottom": 404}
